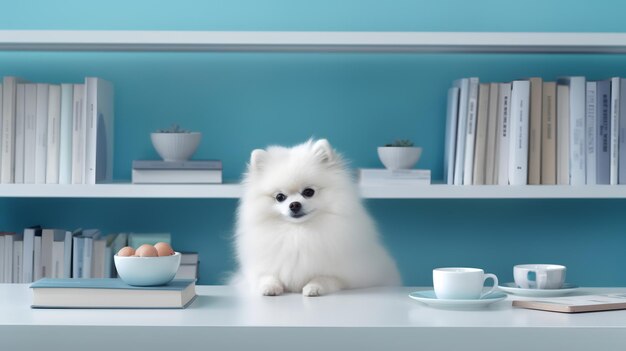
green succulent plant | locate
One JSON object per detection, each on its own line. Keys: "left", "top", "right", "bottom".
{"left": 384, "top": 139, "right": 415, "bottom": 147}
{"left": 155, "top": 124, "right": 190, "bottom": 133}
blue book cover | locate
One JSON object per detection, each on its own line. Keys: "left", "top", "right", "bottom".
{"left": 596, "top": 80, "right": 611, "bottom": 184}
{"left": 31, "top": 278, "right": 195, "bottom": 290}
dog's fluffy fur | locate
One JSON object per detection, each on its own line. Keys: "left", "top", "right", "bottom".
{"left": 231, "top": 139, "right": 401, "bottom": 296}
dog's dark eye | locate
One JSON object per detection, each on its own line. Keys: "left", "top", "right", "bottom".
{"left": 275, "top": 193, "right": 287, "bottom": 202}
{"left": 302, "top": 188, "right": 315, "bottom": 198}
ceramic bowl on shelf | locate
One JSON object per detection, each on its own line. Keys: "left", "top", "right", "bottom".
{"left": 151, "top": 132, "right": 201, "bottom": 162}
{"left": 377, "top": 146, "right": 422, "bottom": 170}
{"left": 114, "top": 252, "right": 181, "bottom": 286}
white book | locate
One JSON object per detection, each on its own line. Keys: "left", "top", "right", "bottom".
{"left": 14, "top": 84, "right": 26, "bottom": 183}
{"left": 13, "top": 240, "right": 23, "bottom": 283}
{"left": 84, "top": 77, "right": 114, "bottom": 185}
{"left": 4, "top": 233, "right": 14, "bottom": 283}
{"left": 23, "top": 84, "right": 38, "bottom": 184}
{"left": 497, "top": 83, "right": 512, "bottom": 185}
{"left": 528, "top": 78, "right": 543, "bottom": 185}
{"left": 175, "top": 264, "right": 198, "bottom": 280}
{"left": 444, "top": 87, "right": 459, "bottom": 185}
{"left": 22, "top": 226, "right": 39, "bottom": 283}
{"left": 463, "top": 77, "right": 479, "bottom": 185}
{"left": 485, "top": 82, "right": 500, "bottom": 185}
{"left": 52, "top": 241, "right": 64, "bottom": 279}
{"left": 71, "top": 84, "right": 85, "bottom": 184}
{"left": 72, "top": 234, "right": 83, "bottom": 278}
{"left": 610, "top": 78, "right": 620, "bottom": 185}
{"left": 453, "top": 78, "right": 469, "bottom": 185}
{"left": 559, "top": 77, "right": 587, "bottom": 185}
{"left": 92, "top": 238, "right": 106, "bottom": 278}
{"left": 508, "top": 80, "right": 531, "bottom": 185}
{"left": 2, "top": 77, "right": 26, "bottom": 183}
{"left": 473, "top": 83, "right": 490, "bottom": 185}
{"left": 359, "top": 168, "right": 431, "bottom": 180}
{"left": 33, "top": 235, "right": 42, "bottom": 281}
{"left": 45, "top": 85, "right": 62, "bottom": 184}
{"left": 586, "top": 82, "right": 597, "bottom": 184}
{"left": 41, "top": 229, "right": 57, "bottom": 278}
{"left": 557, "top": 85, "right": 571, "bottom": 185}
{"left": 0, "top": 234, "right": 4, "bottom": 283}
{"left": 132, "top": 169, "right": 222, "bottom": 184}
{"left": 63, "top": 231, "right": 72, "bottom": 278}
{"left": 59, "top": 84, "right": 74, "bottom": 184}
{"left": 34, "top": 83, "right": 49, "bottom": 184}
{"left": 81, "top": 229, "right": 100, "bottom": 279}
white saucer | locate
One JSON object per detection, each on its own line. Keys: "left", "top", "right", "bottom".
{"left": 498, "top": 283, "right": 579, "bottom": 297}
{"left": 408, "top": 290, "right": 507, "bottom": 310}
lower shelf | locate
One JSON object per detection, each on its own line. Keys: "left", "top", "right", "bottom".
{"left": 0, "top": 183, "right": 626, "bottom": 199}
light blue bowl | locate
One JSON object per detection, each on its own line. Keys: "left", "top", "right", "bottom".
{"left": 114, "top": 252, "right": 181, "bottom": 286}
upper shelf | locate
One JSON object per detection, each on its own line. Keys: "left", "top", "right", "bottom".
{"left": 1, "top": 183, "right": 626, "bottom": 199}
{"left": 2, "top": 31, "right": 626, "bottom": 53}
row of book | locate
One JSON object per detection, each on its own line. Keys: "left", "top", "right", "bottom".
{"left": 0, "top": 228, "right": 198, "bottom": 283}
{"left": 444, "top": 76, "right": 623, "bottom": 185}
{"left": 132, "top": 160, "right": 223, "bottom": 184}
{"left": 0, "top": 76, "right": 114, "bottom": 185}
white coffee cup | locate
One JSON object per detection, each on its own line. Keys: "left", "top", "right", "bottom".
{"left": 433, "top": 267, "right": 499, "bottom": 300}
{"left": 514, "top": 264, "right": 566, "bottom": 289}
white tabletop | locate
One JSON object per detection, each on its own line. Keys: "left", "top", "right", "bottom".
{"left": 2, "top": 284, "right": 626, "bottom": 350}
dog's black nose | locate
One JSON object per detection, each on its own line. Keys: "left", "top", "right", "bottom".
{"left": 289, "top": 201, "right": 302, "bottom": 213}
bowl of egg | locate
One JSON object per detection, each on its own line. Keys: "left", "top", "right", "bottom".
{"left": 114, "top": 242, "right": 180, "bottom": 286}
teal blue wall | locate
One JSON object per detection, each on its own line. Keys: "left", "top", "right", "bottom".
{"left": 1, "top": 0, "right": 625, "bottom": 286}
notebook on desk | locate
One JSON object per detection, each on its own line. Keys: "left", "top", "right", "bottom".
{"left": 30, "top": 278, "right": 196, "bottom": 309}
{"left": 513, "top": 294, "right": 626, "bottom": 313}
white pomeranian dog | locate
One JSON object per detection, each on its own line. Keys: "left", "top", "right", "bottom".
{"left": 232, "top": 139, "right": 401, "bottom": 296}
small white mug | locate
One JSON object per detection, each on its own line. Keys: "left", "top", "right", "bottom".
{"left": 433, "top": 267, "right": 499, "bottom": 300}
{"left": 514, "top": 264, "right": 566, "bottom": 289}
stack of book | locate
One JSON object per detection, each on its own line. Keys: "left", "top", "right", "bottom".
{"left": 0, "top": 228, "right": 203, "bottom": 284}
{"left": 0, "top": 76, "right": 114, "bottom": 185}
{"left": 445, "top": 76, "right": 620, "bottom": 185}
{"left": 358, "top": 169, "right": 431, "bottom": 186}
{"left": 132, "top": 160, "right": 222, "bottom": 184}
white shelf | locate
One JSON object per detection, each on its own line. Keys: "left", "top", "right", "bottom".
{"left": 1, "top": 183, "right": 626, "bottom": 199}
{"left": 2, "top": 30, "right": 626, "bottom": 53}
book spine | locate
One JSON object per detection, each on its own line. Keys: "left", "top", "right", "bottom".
{"left": 453, "top": 78, "right": 469, "bottom": 185}
{"left": 472, "top": 83, "right": 490, "bottom": 185}
{"left": 71, "top": 84, "right": 85, "bottom": 184}
{"left": 586, "top": 82, "right": 597, "bottom": 185}
{"left": 557, "top": 85, "right": 571, "bottom": 185}
{"left": 34, "top": 84, "right": 49, "bottom": 184}
{"left": 463, "top": 77, "right": 479, "bottom": 185}
{"left": 83, "top": 237, "right": 93, "bottom": 278}
{"left": 610, "top": 78, "right": 620, "bottom": 185}
{"left": 22, "top": 228, "right": 35, "bottom": 283}
{"left": 33, "top": 236, "right": 41, "bottom": 281}
{"left": 0, "top": 236, "right": 5, "bottom": 283}
{"left": 13, "top": 241, "right": 22, "bottom": 283}
{"left": 84, "top": 77, "right": 97, "bottom": 185}
{"left": 596, "top": 80, "right": 611, "bottom": 184}
{"left": 497, "top": 83, "right": 512, "bottom": 185}
{"left": 485, "top": 82, "right": 500, "bottom": 185}
{"left": 528, "top": 77, "right": 543, "bottom": 185}
{"left": 1, "top": 77, "right": 18, "bottom": 183}
{"left": 541, "top": 82, "right": 557, "bottom": 184}
{"left": 4, "top": 235, "right": 13, "bottom": 283}
{"left": 63, "top": 231, "right": 72, "bottom": 278}
{"left": 45, "top": 85, "right": 61, "bottom": 184}
{"left": 58, "top": 84, "right": 74, "bottom": 185}
{"left": 14, "top": 84, "right": 25, "bottom": 183}
{"left": 23, "top": 84, "right": 37, "bottom": 184}
{"left": 72, "top": 236, "right": 82, "bottom": 279}
{"left": 569, "top": 77, "right": 586, "bottom": 185}
{"left": 444, "top": 87, "right": 459, "bottom": 185}
{"left": 41, "top": 229, "right": 54, "bottom": 278}
{"left": 620, "top": 78, "right": 626, "bottom": 184}
{"left": 52, "top": 241, "right": 64, "bottom": 279}
{"left": 508, "top": 80, "right": 530, "bottom": 185}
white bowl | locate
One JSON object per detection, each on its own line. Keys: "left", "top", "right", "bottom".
{"left": 114, "top": 252, "right": 181, "bottom": 286}
{"left": 377, "top": 146, "right": 422, "bottom": 170}
{"left": 151, "top": 132, "right": 201, "bottom": 162}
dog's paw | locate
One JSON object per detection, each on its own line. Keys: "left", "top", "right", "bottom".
{"left": 302, "top": 282, "right": 324, "bottom": 297}
{"left": 259, "top": 280, "right": 284, "bottom": 296}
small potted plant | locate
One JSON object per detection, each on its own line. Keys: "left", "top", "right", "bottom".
{"left": 151, "top": 124, "right": 202, "bottom": 162}
{"left": 377, "top": 139, "right": 422, "bottom": 170}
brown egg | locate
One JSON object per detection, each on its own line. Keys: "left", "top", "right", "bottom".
{"left": 154, "top": 242, "right": 174, "bottom": 256}
{"left": 117, "top": 246, "right": 136, "bottom": 257}
{"left": 135, "top": 244, "right": 158, "bottom": 257}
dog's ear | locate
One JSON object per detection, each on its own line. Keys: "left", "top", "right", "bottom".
{"left": 312, "top": 139, "right": 334, "bottom": 163}
{"left": 250, "top": 149, "right": 268, "bottom": 171}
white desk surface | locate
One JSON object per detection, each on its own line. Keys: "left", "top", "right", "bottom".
{"left": 2, "top": 284, "right": 626, "bottom": 351}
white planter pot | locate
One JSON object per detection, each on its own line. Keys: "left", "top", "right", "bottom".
{"left": 377, "top": 146, "right": 422, "bottom": 170}
{"left": 151, "top": 132, "right": 201, "bottom": 162}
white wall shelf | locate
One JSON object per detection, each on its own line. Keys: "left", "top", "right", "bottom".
{"left": 1, "top": 183, "right": 625, "bottom": 199}
{"left": 2, "top": 30, "right": 626, "bottom": 53}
